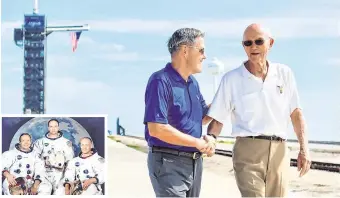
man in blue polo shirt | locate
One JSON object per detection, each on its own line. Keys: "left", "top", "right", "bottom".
{"left": 143, "top": 28, "right": 216, "bottom": 197}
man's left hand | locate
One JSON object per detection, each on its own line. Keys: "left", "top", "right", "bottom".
{"left": 203, "top": 135, "right": 216, "bottom": 157}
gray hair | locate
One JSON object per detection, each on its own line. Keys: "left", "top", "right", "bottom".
{"left": 167, "top": 28, "right": 204, "bottom": 55}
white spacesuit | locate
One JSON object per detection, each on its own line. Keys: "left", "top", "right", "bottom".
{"left": 2, "top": 143, "right": 51, "bottom": 195}
{"left": 63, "top": 149, "right": 105, "bottom": 195}
{"left": 33, "top": 131, "right": 74, "bottom": 195}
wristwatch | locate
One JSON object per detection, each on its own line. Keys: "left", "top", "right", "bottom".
{"left": 207, "top": 133, "right": 217, "bottom": 140}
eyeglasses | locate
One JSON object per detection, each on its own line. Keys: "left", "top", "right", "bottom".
{"left": 242, "top": 39, "right": 265, "bottom": 47}
{"left": 188, "top": 46, "right": 205, "bottom": 55}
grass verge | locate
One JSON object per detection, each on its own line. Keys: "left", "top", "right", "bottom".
{"left": 107, "top": 136, "right": 121, "bottom": 142}
{"left": 217, "top": 140, "right": 234, "bottom": 144}
{"left": 126, "top": 144, "right": 148, "bottom": 153}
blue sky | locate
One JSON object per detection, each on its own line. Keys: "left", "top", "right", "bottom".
{"left": 2, "top": 0, "right": 340, "bottom": 141}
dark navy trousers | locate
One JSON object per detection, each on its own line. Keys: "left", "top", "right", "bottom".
{"left": 147, "top": 149, "right": 203, "bottom": 197}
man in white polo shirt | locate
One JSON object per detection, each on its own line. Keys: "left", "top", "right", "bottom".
{"left": 206, "top": 23, "right": 311, "bottom": 197}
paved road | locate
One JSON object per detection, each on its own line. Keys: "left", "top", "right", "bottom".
{"left": 107, "top": 136, "right": 340, "bottom": 197}
{"left": 107, "top": 138, "right": 241, "bottom": 197}
{"left": 107, "top": 139, "right": 155, "bottom": 197}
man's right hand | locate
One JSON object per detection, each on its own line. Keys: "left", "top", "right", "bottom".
{"left": 195, "top": 138, "right": 209, "bottom": 153}
{"left": 203, "top": 135, "right": 216, "bottom": 157}
{"left": 30, "top": 184, "right": 39, "bottom": 195}
{"left": 5, "top": 173, "right": 17, "bottom": 186}
{"left": 195, "top": 138, "right": 216, "bottom": 155}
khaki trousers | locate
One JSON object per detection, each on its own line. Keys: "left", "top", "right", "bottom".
{"left": 232, "top": 137, "right": 290, "bottom": 197}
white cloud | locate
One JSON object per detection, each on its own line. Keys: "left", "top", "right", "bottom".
{"left": 1, "top": 55, "right": 24, "bottom": 76}
{"left": 219, "top": 42, "right": 242, "bottom": 48}
{"left": 11, "top": 16, "right": 340, "bottom": 39}
{"left": 46, "top": 54, "right": 79, "bottom": 69}
{"left": 1, "top": 21, "right": 22, "bottom": 40}
{"left": 77, "top": 35, "right": 95, "bottom": 44}
{"left": 93, "top": 52, "right": 170, "bottom": 62}
{"left": 3, "top": 16, "right": 339, "bottom": 68}
{"left": 276, "top": 1, "right": 340, "bottom": 18}
{"left": 150, "top": 56, "right": 170, "bottom": 62}
{"left": 46, "top": 33, "right": 75, "bottom": 47}
{"left": 56, "top": 33, "right": 127, "bottom": 53}
{"left": 45, "top": 77, "right": 115, "bottom": 114}
{"left": 1, "top": 56, "right": 21, "bottom": 66}
{"left": 93, "top": 52, "right": 140, "bottom": 61}
{"left": 47, "top": 77, "right": 111, "bottom": 100}
{"left": 327, "top": 58, "right": 340, "bottom": 66}
{"left": 1, "top": 85, "right": 23, "bottom": 113}
{"left": 84, "top": 17, "right": 340, "bottom": 39}
{"left": 89, "top": 19, "right": 178, "bottom": 33}
{"left": 215, "top": 56, "right": 246, "bottom": 72}
{"left": 2, "top": 77, "right": 115, "bottom": 114}
{"left": 98, "top": 43, "right": 126, "bottom": 52}
{"left": 10, "top": 67, "right": 22, "bottom": 73}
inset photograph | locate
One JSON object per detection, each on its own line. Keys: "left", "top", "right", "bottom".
{"left": 1, "top": 115, "right": 106, "bottom": 195}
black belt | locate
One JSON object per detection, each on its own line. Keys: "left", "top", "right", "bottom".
{"left": 151, "top": 146, "right": 202, "bottom": 160}
{"left": 245, "top": 135, "right": 286, "bottom": 142}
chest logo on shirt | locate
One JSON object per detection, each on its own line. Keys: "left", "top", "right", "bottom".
{"left": 75, "top": 162, "right": 80, "bottom": 167}
{"left": 276, "top": 85, "right": 284, "bottom": 94}
{"left": 44, "top": 143, "right": 49, "bottom": 147}
{"left": 17, "top": 155, "right": 22, "bottom": 160}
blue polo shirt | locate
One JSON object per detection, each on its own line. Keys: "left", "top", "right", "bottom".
{"left": 143, "top": 63, "right": 209, "bottom": 152}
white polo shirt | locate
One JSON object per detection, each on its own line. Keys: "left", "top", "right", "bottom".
{"left": 207, "top": 61, "right": 302, "bottom": 139}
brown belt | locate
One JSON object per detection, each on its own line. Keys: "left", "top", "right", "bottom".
{"left": 242, "top": 135, "right": 286, "bottom": 142}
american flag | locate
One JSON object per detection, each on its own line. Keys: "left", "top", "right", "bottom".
{"left": 71, "top": 31, "right": 82, "bottom": 52}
